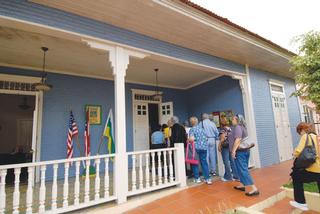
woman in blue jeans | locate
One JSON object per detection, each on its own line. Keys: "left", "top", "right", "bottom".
{"left": 230, "top": 114, "right": 259, "bottom": 196}
{"left": 188, "top": 116, "right": 212, "bottom": 185}
{"left": 218, "top": 116, "right": 239, "bottom": 181}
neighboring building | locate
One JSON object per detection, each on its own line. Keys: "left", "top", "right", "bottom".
{"left": 0, "top": 0, "right": 301, "bottom": 213}
{"left": 299, "top": 99, "right": 320, "bottom": 134}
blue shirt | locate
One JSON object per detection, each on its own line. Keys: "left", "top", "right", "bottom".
{"left": 151, "top": 131, "right": 164, "bottom": 144}
{"left": 200, "top": 119, "right": 219, "bottom": 140}
{"left": 189, "top": 125, "right": 208, "bottom": 150}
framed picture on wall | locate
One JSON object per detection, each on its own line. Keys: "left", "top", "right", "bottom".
{"left": 212, "top": 112, "right": 221, "bottom": 128}
{"left": 220, "top": 110, "right": 234, "bottom": 124}
{"left": 85, "top": 105, "right": 102, "bottom": 125}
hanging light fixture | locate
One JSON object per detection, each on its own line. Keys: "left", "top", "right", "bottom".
{"left": 152, "top": 68, "right": 162, "bottom": 100}
{"left": 33, "top": 47, "right": 52, "bottom": 91}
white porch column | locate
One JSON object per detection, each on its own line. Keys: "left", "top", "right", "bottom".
{"left": 232, "top": 65, "right": 261, "bottom": 168}
{"left": 83, "top": 39, "right": 147, "bottom": 204}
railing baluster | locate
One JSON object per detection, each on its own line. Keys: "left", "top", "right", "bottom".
{"left": 74, "top": 161, "right": 80, "bottom": 205}
{"left": 39, "top": 165, "right": 46, "bottom": 213}
{"left": 13, "top": 168, "right": 21, "bottom": 214}
{"left": 84, "top": 160, "right": 90, "bottom": 203}
{"left": 26, "top": 167, "right": 34, "bottom": 214}
{"left": 151, "top": 152, "right": 156, "bottom": 187}
{"left": 163, "top": 151, "right": 168, "bottom": 184}
{"left": 168, "top": 150, "right": 174, "bottom": 182}
{"left": 94, "top": 159, "right": 101, "bottom": 201}
{"left": 145, "top": 153, "right": 150, "bottom": 188}
{"left": 63, "top": 162, "right": 69, "bottom": 208}
{"left": 157, "top": 151, "right": 162, "bottom": 185}
{"left": 0, "top": 169, "right": 7, "bottom": 214}
{"left": 104, "top": 157, "right": 109, "bottom": 198}
{"left": 138, "top": 154, "right": 143, "bottom": 189}
{"left": 52, "top": 164, "right": 58, "bottom": 210}
{"left": 131, "top": 154, "right": 137, "bottom": 191}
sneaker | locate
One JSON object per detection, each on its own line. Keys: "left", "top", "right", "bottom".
{"left": 221, "top": 177, "right": 232, "bottom": 182}
{"left": 210, "top": 171, "right": 217, "bottom": 177}
{"left": 289, "top": 201, "right": 309, "bottom": 211}
{"left": 206, "top": 179, "right": 212, "bottom": 185}
{"left": 194, "top": 178, "right": 202, "bottom": 184}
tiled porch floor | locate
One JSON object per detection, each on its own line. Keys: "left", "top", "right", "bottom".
{"left": 126, "top": 160, "right": 320, "bottom": 214}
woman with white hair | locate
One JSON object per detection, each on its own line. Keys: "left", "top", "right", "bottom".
{"left": 188, "top": 116, "right": 212, "bottom": 184}
{"left": 230, "top": 114, "right": 259, "bottom": 196}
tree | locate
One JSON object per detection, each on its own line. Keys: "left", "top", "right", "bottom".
{"left": 290, "top": 31, "right": 320, "bottom": 111}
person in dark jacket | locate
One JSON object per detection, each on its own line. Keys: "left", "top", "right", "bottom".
{"left": 169, "top": 116, "right": 187, "bottom": 147}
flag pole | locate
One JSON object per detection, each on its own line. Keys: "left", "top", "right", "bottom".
{"left": 75, "top": 135, "right": 85, "bottom": 167}
{"left": 97, "top": 135, "right": 104, "bottom": 154}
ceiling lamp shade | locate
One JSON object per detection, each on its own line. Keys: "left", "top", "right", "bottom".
{"left": 33, "top": 47, "right": 52, "bottom": 91}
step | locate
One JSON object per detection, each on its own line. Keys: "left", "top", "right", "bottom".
{"left": 263, "top": 198, "right": 320, "bottom": 214}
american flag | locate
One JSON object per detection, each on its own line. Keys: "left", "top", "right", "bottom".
{"left": 84, "top": 110, "right": 90, "bottom": 156}
{"left": 67, "top": 111, "right": 78, "bottom": 159}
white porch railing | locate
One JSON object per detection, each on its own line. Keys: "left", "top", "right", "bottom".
{"left": 0, "top": 154, "right": 116, "bottom": 214}
{"left": 127, "top": 144, "right": 186, "bottom": 197}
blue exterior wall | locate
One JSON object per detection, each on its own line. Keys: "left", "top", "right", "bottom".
{"left": 187, "top": 76, "right": 244, "bottom": 118}
{"left": 249, "top": 67, "right": 301, "bottom": 167}
{"left": 0, "top": 0, "right": 244, "bottom": 74}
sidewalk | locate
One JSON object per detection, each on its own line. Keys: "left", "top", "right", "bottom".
{"left": 125, "top": 160, "right": 319, "bottom": 214}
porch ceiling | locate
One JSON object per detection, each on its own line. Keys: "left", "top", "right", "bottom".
{"left": 0, "top": 27, "right": 220, "bottom": 89}
{"left": 30, "top": 0, "right": 294, "bottom": 78}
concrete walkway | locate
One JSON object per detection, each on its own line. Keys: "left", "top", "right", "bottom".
{"left": 125, "top": 160, "right": 319, "bottom": 214}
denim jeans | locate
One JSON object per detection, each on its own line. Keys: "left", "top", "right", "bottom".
{"left": 221, "top": 147, "right": 239, "bottom": 180}
{"left": 191, "top": 149, "right": 210, "bottom": 180}
{"left": 206, "top": 138, "right": 217, "bottom": 173}
{"left": 234, "top": 150, "right": 254, "bottom": 186}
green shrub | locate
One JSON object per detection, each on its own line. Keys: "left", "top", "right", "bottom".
{"left": 283, "top": 182, "right": 319, "bottom": 193}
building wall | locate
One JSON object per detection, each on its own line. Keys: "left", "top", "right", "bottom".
{"left": 0, "top": 0, "right": 245, "bottom": 75}
{"left": 187, "top": 76, "right": 244, "bottom": 119}
{"left": 249, "top": 67, "right": 301, "bottom": 167}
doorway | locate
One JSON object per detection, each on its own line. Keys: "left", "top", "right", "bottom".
{"left": 269, "top": 82, "right": 293, "bottom": 162}
{"left": 0, "top": 94, "right": 35, "bottom": 182}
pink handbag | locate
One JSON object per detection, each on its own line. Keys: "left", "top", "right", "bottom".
{"left": 185, "top": 141, "right": 199, "bottom": 165}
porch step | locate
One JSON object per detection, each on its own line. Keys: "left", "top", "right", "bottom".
{"left": 262, "top": 198, "right": 319, "bottom": 214}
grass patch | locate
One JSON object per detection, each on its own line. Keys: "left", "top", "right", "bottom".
{"left": 283, "top": 182, "right": 319, "bottom": 193}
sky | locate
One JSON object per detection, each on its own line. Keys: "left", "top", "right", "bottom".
{"left": 191, "top": 0, "right": 320, "bottom": 53}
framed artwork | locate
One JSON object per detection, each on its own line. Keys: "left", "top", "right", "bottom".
{"left": 212, "top": 112, "right": 221, "bottom": 128}
{"left": 85, "top": 105, "right": 102, "bottom": 125}
{"left": 220, "top": 110, "right": 234, "bottom": 124}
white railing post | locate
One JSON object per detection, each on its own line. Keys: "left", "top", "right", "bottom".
{"left": 26, "top": 167, "right": 34, "bottom": 214}
{"left": 157, "top": 151, "right": 163, "bottom": 185}
{"left": 13, "top": 168, "right": 21, "bottom": 214}
{"left": 74, "top": 161, "right": 80, "bottom": 205}
{"left": 174, "top": 144, "right": 186, "bottom": 187}
{"left": 163, "top": 151, "right": 168, "bottom": 184}
{"left": 104, "top": 157, "right": 109, "bottom": 198}
{"left": 52, "top": 164, "right": 58, "bottom": 210}
{"left": 138, "top": 154, "right": 143, "bottom": 189}
{"left": 39, "top": 165, "right": 47, "bottom": 213}
{"left": 151, "top": 152, "right": 156, "bottom": 187}
{"left": 168, "top": 150, "right": 174, "bottom": 182}
{"left": 145, "top": 153, "right": 150, "bottom": 188}
{"left": 94, "top": 159, "right": 101, "bottom": 201}
{"left": 0, "top": 169, "right": 7, "bottom": 214}
{"left": 131, "top": 154, "right": 137, "bottom": 191}
{"left": 84, "top": 160, "right": 90, "bottom": 203}
{"left": 63, "top": 162, "right": 69, "bottom": 208}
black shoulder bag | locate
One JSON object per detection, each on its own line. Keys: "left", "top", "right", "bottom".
{"left": 294, "top": 134, "right": 317, "bottom": 169}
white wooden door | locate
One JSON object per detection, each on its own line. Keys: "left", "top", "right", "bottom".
{"left": 159, "top": 102, "right": 173, "bottom": 125}
{"left": 271, "top": 90, "right": 293, "bottom": 162}
{"left": 133, "top": 103, "right": 149, "bottom": 151}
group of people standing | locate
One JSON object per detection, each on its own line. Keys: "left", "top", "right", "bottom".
{"left": 150, "top": 113, "right": 260, "bottom": 196}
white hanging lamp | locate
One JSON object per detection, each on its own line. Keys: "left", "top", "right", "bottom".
{"left": 33, "top": 47, "right": 52, "bottom": 91}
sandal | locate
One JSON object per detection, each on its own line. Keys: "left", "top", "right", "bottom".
{"left": 233, "top": 186, "right": 245, "bottom": 191}
{"left": 245, "top": 191, "right": 260, "bottom": 196}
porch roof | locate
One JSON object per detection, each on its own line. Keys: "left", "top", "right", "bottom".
{"left": 30, "top": 0, "right": 295, "bottom": 78}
